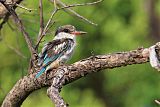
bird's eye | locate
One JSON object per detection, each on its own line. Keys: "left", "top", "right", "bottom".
{"left": 63, "top": 29, "right": 69, "bottom": 33}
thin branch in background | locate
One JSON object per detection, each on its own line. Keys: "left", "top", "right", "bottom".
{"left": 44, "top": 21, "right": 56, "bottom": 35}
{"left": 6, "top": 0, "right": 36, "bottom": 12}
{"left": 42, "top": 9, "right": 57, "bottom": 35}
{"left": 0, "top": 1, "right": 38, "bottom": 58}
{"left": 59, "top": 0, "right": 103, "bottom": 10}
{"left": 35, "top": 0, "right": 58, "bottom": 49}
{"left": 53, "top": 0, "right": 57, "bottom": 9}
{"left": 16, "top": 3, "right": 37, "bottom": 12}
{"left": 35, "top": 8, "right": 57, "bottom": 49}
{"left": 37, "top": 0, "right": 44, "bottom": 50}
{"left": 56, "top": 0, "right": 98, "bottom": 26}
{"left": 45, "top": 31, "right": 55, "bottom": 35}
{"left": 18, "top": 11, "right": 39, "bottom": 16}
{"left": 35, "top": 0, "right": 102, "bottom": 49}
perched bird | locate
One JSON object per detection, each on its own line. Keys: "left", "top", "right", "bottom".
{"left": 36, "top": 25, "right": 87, "bottom": 78}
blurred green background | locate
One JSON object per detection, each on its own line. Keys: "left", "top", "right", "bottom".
{"left": 1, "top": 0, "right": 160, "bottom": 107}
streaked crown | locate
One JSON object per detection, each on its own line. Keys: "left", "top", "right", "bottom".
{"left": 55, "top": 25, "right": 76, "bottom": 36}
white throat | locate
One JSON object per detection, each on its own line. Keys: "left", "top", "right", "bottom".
{"left": 54, "top": 32, "right": 75, "bottom": 40}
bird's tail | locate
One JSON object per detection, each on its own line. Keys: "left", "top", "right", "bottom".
{"left": 35, "top": 67, "right": 46, "bottom": 78}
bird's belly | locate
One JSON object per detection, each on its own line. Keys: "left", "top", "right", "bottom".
{"left": 60, "top": 50, "right": 74, "bottom": 63}
{"left": 59, "top": 42, "right": 76, "bottom": 63}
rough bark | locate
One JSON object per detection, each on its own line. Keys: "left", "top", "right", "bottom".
{"left": 0, "top": 0, "right": 23, "bottom": 18}
{"left": 0, "top": 0, "right": 23, "bottom": 30}
{"left": 2, "top": 42, "right": 160, "bottom": 107}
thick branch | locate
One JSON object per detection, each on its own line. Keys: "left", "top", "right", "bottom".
{"left": 47, "top": 68, "right": 68, "bottom": 107}
{"left": 2, "top": 42, "right": 160, "bottom": 107}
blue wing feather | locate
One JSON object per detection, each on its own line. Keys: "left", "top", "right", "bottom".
{"left": 43, "top": 57, "right": 52, "bottom": 65}
{"left": 43, "top": 54, "right": 60, "bottom": 66}
{"left": 36, "top": 39, "right": 74, "bottom": 78}
{"left": 35, "top": 67, "right": 46, "bottom": 78}
{"left": 44, "top": 54, "right": 48, "bottom": 60}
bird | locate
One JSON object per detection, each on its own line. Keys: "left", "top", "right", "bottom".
{"left": 35, "top": 25, "right": 87, "bottom": 78}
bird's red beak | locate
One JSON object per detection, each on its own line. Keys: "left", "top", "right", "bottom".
{"left": 71, "top": 31, "right": 87, "bottom": 36}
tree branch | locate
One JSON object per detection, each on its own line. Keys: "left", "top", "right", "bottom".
{"left": 47, "top": 68, "right": 68, "bottom": 107}
{"left": 55, "top": 0, "right": 98, "bottom": 26}
{"left": 2, "top": 42, "right": 160, "bottom": 107}
{"left": 37, "top": 0, "right": 44, "bottom": 49}
{"left": 58, "top": 0, "right": 102, "bottom": 10}
{"left": 35, "top": 8, "right": 57, "bottom": 49}
{"left": 0, "top": 0, "right": 23, "bottom": 29}
{"left": 35, "top": 0, "right": 102, "bottom": 49}
{"left": 0, "top": 1, "right": 38, "bottom": 58}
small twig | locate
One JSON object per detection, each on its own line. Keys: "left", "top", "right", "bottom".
{"left": 36, "top": 0, "right": 102, "bottom": 49}
{"left": 37, "top": 0, "right": 44, "bottom": 50}
{"left": 18, "top": 11, "right": 39, "bottom": 16}
{"left": 35, "top": 0, "right": 58, "bottom": 49}
{"left": 43, "top": 8, "right": 58, "bottom": 35}
{"left": 43, "top": 9, "right": 57, "bottom": 34}
{"left": 44, "top": 21, "right": 56, "bottom": 35}
{"left": 16, "top": 4, "right": 36, "bottom": 12}
{"left": 5, "top": 1, "right": 36, "bottom": 12}
{"left": 56, "top": 0, "right": 98, "bottom": 26}
{"left": 59, "top": 0, "right": 103, "bottom": 10}
{"left": 36, "top": 8, "right": 58, "bottom": 49}
{"left": 54, "top": 0, "right": 57, "bottom": 9}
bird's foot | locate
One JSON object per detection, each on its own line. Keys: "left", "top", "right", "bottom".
{"left": 45, "top": 69, "right": 52, "bottom": 82}
{"left": 59, "top": 62, "right": 67, "bottom": 66}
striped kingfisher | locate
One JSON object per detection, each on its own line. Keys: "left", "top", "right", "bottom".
{"left": 36, "top": 25, "right": 87, "bottom": 78}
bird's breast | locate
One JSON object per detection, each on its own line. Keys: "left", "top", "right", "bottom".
{"left": 60, "top": 43, "right": 76, "bottom": 63}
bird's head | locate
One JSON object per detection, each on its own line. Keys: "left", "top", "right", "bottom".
{"left": 55, "top": 25, "right": 87, "bottom": 37}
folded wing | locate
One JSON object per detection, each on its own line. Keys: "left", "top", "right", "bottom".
{"left": 36, "top": 38, "right": 74, "bottom": 78}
